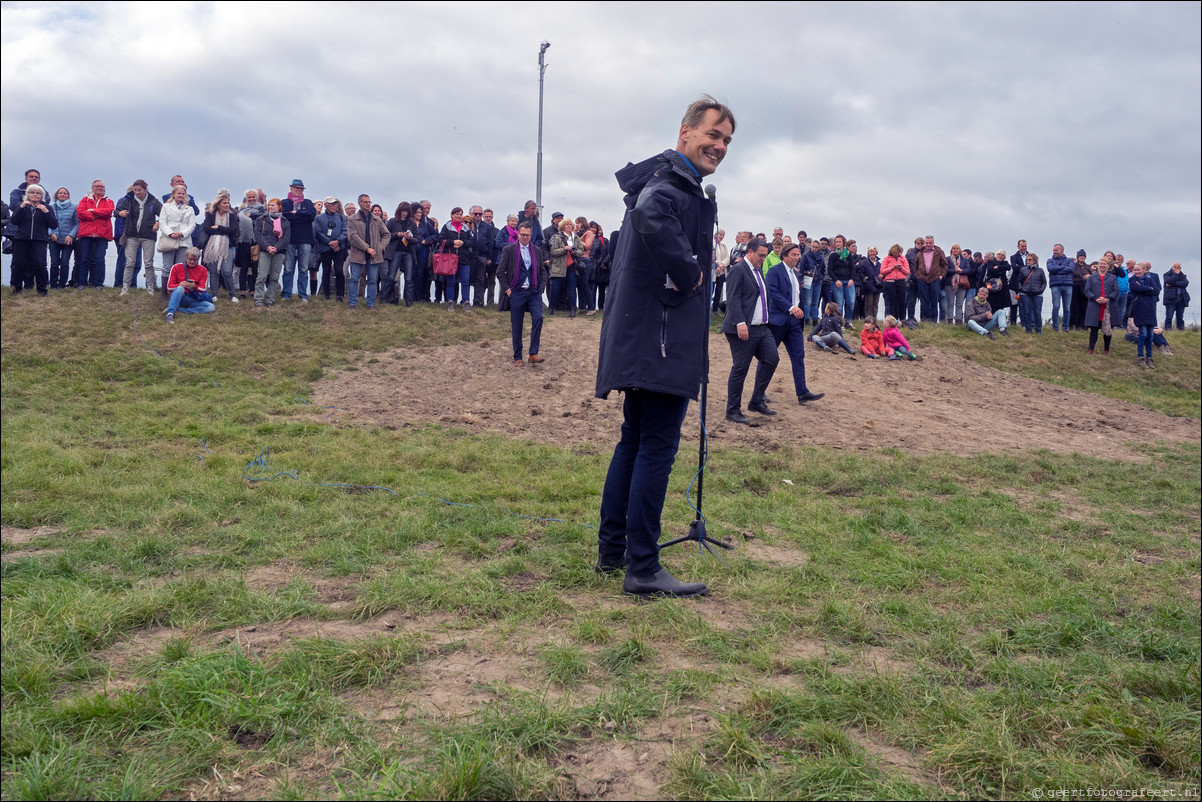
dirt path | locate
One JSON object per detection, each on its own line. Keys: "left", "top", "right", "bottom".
{"left": 311, "top": 315, "right": 1198, "bottom": 461}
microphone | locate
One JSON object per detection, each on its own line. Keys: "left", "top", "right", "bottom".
{"left": 704, "top": 184, "right": 716, "bottom": 201}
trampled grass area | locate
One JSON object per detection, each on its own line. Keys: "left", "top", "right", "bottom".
{"left": 2, "top": 291, "right": 1199, "bottom": 800}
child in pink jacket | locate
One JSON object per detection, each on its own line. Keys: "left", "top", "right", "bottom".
{"left": 882, "top": 315, "right": 917, "bottom": 360}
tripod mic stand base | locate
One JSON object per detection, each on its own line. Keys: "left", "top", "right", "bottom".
{"left": 660, "top": 519, "right": 733, "bottom": 556}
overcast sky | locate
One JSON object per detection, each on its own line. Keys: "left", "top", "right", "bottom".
{"left": 2, "top": 1, "right": 1200, "bottom": 316}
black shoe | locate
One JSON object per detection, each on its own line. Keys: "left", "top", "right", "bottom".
{"left": 623, "top": 569, "right": 707, "bottom": 598}
{"left": 748, "top": 401, "right": 777, "bottom": 416}
{"left": 797, "top": 391, "right": 825, "bottom": 403}
{"left": 999, "top": 328, "right": 1010, "bottom": 337}
{"left": 762, "top": 394, "right": 772, "bottom": 404}
{"left": 726, "top": 411, "right": 751, "bottom": 425}
{"left": 594, "top": 551, "right": 629, "bottom": 575}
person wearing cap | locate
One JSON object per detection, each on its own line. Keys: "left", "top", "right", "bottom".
{"left": 1069, "top": 248, "right": 1090, "bottom": 330}
{"left": 315, "top": 197, "right": 348, "bottom": 302}
{"left": 280, "top": 179, "right": 317, "bottom": 303}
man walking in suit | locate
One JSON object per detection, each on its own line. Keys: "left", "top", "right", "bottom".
{"left": 766, "top": 242, "right": 825, "bottom": 405}
{"left": 722, "top": 237, "right": 779, "bottom": 424}
{"left": 496, "top": 221, "right": 548, "bottom": 365}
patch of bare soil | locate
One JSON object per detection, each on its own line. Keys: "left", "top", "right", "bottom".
{"left": 0, "top": 525, "right": 61, "bottom": 546}
{"left": 405, "top": 647, "right": 544, "bottom": 720}
{"left": 310, "top": 318, "right": 1199, "bottom": 461}
{"left": 847, "top": 729, "right": 937, "bottom": 788}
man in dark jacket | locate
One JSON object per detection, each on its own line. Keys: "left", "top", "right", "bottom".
{"left": 281, "top": 179, "right": 317, "bottom": 302}
{"left": 1163, "top": 263, "right": 1189, "bottom": 330}
{"left": 1069, "top": 249, "right": 1090, "bottom": 330}
{"left": 497, "top": 222, "right": 548, "bottom": 364}
{"left": 721, "top": 238, "right": 778, "bottom": 424}
{"left": 594, "top": 95, "right": 734, "bottom": 598}
{"left": 1046, "top": 244, "right": 1075, "bottom": 332}
{"left": 472, "top": 206, "right": 498, "bottom": 307}
{"left": 116, "top": 180, "right": 163, "bottom": 294}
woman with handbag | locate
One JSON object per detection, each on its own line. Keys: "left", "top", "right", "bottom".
{"left": 235, "top": 189, "right": 265, "bottom": 299}
{"left": 548, "top": 217, "right": 580, "bottom": 318}
{"left": 438, "top": 207, "right": 476, "bottom": 310}
{"left": 383, "top": 201, "right": 416, "bottom": 306}
{"left": 944, "top": 243, "right": 973, "bottom": 325}
{"left": 591, "top": 221, "right": 610, "bottom": 312}
{"left": 157, "top": 184, "right": 196, "bottom": 302}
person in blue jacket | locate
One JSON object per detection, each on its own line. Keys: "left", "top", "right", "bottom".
{"left": 1162, "top": 263, "right": 1189, "bottom": 330}
{"left": 48, "top": 187, "right": 78, "bottom": 290}
{"left": 594, "top": 95, "right": 733, "bottom": 599}
{"left": 1045, "top": 244, "right": 1075, "bottom": 332}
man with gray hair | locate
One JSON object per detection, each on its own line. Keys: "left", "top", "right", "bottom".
{"left": 116, "top": 180, "right": 162, "bottom": 294}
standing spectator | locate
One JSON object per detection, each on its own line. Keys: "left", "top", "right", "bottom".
{"left": 115, "top": 180, "right": 163, "bottom": 295}
{"left": 254, "top": 198, "right": 290, "bottom": 309}
{"left": 1046, "top": 243, "right": 1075, "bottom": 332}
{"left": 518, "top": 200, "right": 545, "bottom": 253}
{"left": 1163, "top": 263, "right": 1189, "bottom": 330}
{"left": 160, "top": 175, "right": 200, "bottom": 215}
{"left": 48, "top": 187, "right": 78, "bottom": 290}
{"left": 494, "top": 214, "right": 520, "bottom": 311}
{"left": 912, "top": 235, "right": 947, "bottom": 323}
{"left": 235, "top": 189, "right": 266, "bottom": 298}
{"left": 473, "top": 207, "right": 498, "bottom": 308}
{"left": 381, "top": 201, "right": 413, "bottom": 306}
{"left": 412, "top": 202, "right": 436, "bottom": 303}
{"left": 280, "top": 179, "right": 316, "bottom": 303}
{"left": 711, "top": 228, "right": 730, "bottom": 313}
{"left": 1108, "top": 258, "right": 1130, "bottom": 329}
{"left": 880, "top": 243, "right": 909, "bottom": 321}
{"left": 9, "top": 184, "right": 56, "bottom": 295}
{"left": 157, "top": 184, "right": 196, "bottom": 300}
{"left": 903, "top": 236, "right": 923, "bottom": 322}
{"left": 825, "top": 234, "right": 857, "bottom": 322}
{"left": 1083, "top": 261, "right": 1117, "bottom": 354}
{"left": 347, "top": 194, "right": 390, "bottom": 310}
{"left": 944, "top": 243, "right": 972, "bottom": 324}
{"left": 497, "top": 221, "right": 548, "bottom": 365}
{"left": 574, "top": 216, "right": 596, "bottom": 315}
{"left": 799, "top": 237, "right": 826, "bottom": 323}
{"left": 1009, "top": 239, "right": 1030, "bottom": 329}
{"left": 6, "top": 169, "right": 41, "bottom": 223}
{"left": 1069, "top": 249, "right": 1090, "bottom": 330}
{"left": 548, "top": 217, "right": 579, "bottom": 317}
{"left": 1016, "top": 252, "right": 1047, "bottom": 334}
{"left": 438, "top": 206, "right": 476, "bottom": 309}
{"left": 201, "top": 193, "right": 239, "bottom": 303}
{"left": 76, "top": 179, "right": 114, "bottom": 289}
{"left": 315, "top": 198, "right": 348, "bottom": 302}
{"left": 857, "top": 245, "right": 883, "bottom": 322}
{"left": 1128, "top": 262, "right": 1161, "bottom": 369}
{"left": 591, "top": 222, "right": 610, "bottom": 312}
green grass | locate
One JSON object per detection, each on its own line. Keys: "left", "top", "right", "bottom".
{"left": 2, "top": 290, "right": 1199, "bottom": 800}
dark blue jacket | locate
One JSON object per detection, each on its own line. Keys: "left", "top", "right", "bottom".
{"left": 313, "top": 211, "right": 348, "bottom": 255}
{"left": 596, "top": 150, "right": 713, "bottom": 400}
{"left": 944, "top": 253, "right": 973, "bottom": 287}
{"left": 1163, "top": 270, "right": 1189, "bottom": 306}
{"left": 474, "top": 220, "right": 498, "bottom": 267}
{"left": 1128, "top": 272, "right": 1162, "bottom": 327}
{"left": 1046, "top": 255, "right": 1075, "bottom": 287}
{"left": 10, "top": 202, "right": 58, "bottom": 242}
{"left": 281, "top": 197, "right": 317, "bottom": 245}
{"left": 766, "top": 261, "right": 803, "bottom": 327}
{"left": 799, "top": 249, "right": 825, "bottom": 281}
{"left": 856, "top": 256, "right": 883, "bottom": 293}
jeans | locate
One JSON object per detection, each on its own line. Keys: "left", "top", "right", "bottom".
{"left": 166, "top": 285, "right": 216, "bottom": 315}
{"left": 123, "top": 237, "right": 155, "bottom": 289}
{"left": 805, "top": 278, "right": 824, "bottom": 322}
{"left": 455, "top": 261, "right": 471, "bottom": 304}
{"left": 206, "top": 254, "right": 236, "bottom": 300}
{"left": 1019, "top": 295, "right": 1043, "bottom": 333}
{"left": 49, "top": 241, "right": 73, "bottom": 288}
{"left": 577, "top": 272, "right": 594, "bottom": 311}
{"left": 967, "top": 310, "right": 1007, "bottom": 335}
{"left": 597, "top": 390, "right": 690, "bottom": 578}
{"left": 77, "top": 237, "right": 108, "bottom": 288}
{"left": 1165, "top": 301, "right": 1186, "bottom": 330}
{"left": 917, "top": 280, "right": 940, "bottom": 322}
{"left": 508, "top": 286, "right": 543, "bottom": 359}
{"left": 282, "top": 243, "right": 311, "bottom": 299}
{"left": 810, "top": 331, "right": 855, "bottom": 353}
{"left": 1050, "top": 285, "right": 1072, "bottom": 330}
{"left": 348, "top": 262, "right": 379, "bottom": 308}
{"left": 255, "top": 250, "right": 286, "bottom": 305}
{"left": 550, "top": 272, "right": 577, "bottom": 313}
{"left": 379, "top": 254, "right": 401, "bottom": 305}
{"left": 1137, "top": 325, "right": 1154, "bottom": 357}
{"left": 832, "top": 282, "right": 855, "bottom": 320}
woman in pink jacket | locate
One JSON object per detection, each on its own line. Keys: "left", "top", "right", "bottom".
{"left": 879, "top": 244, "right": 910, "bottom": 321}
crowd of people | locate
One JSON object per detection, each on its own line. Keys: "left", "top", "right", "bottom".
{"left": 3, "top": 167, "right": 1192, "bottom": 368}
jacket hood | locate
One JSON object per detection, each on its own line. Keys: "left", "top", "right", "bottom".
{"left": 615, "top": 149, "right": 701, "bottom": 210}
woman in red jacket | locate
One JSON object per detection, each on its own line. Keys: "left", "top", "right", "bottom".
{"left": 76, "top": 179, "right": 115, "bottom": 289}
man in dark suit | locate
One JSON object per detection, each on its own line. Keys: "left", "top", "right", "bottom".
{"left": 1009, "top": 238, "right": 1029, "bottom": 329}
{"left": 767, "top": 243, "right": 825, "bottom": 405}
{"left": 721, "top": 238, "right": 779, "bottom": 424}
{"left": 496, "top": 221, "right": 548, "bottom": 366}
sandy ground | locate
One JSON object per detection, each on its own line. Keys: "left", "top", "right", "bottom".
{"left": 311, "top": 314, "right": 1198, "bottom": 461}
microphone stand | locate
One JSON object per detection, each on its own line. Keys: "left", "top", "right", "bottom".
{"left": 660, "top": 187, "right": 732, "bottom": 557}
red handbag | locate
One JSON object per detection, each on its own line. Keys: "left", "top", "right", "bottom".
{"left": 432, "top": 240, "right": 458, "bottom": 277}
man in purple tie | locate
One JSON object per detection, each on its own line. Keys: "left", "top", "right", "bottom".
{"left": 720, "top": 238, "right": 779, "bottom": 424}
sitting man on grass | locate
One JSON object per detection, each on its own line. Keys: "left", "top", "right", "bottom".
{"left": 165, "top": 247, "right": 216, "bottom": 323}
{"left": 965, "top": 286, "right": 1005, "bottom": 340}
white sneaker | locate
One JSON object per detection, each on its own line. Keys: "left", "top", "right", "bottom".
{"left": 230, "top": 296, "right": 240, "bottom": 304}
{"left": 119, "top": 288, "right": 129, "bottom": 296}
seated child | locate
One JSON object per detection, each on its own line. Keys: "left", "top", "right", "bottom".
{"left": 882, "top": 315, "right": 918, "bottom": 360}
{"left": 809, "top": 302, "right": 856, "bottom": 355}
{"left": 859, "top": 316, "right": 892, "bottom": 359}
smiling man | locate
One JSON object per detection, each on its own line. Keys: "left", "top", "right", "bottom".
{"left": 594, "top": 94, "right": 734, "bottom": 598}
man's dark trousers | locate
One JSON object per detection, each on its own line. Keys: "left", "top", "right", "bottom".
{"left": 598, "top": 390, "right": 690, "bottom": 578}
{"left": 726, "top": 325, "right": 778, "bottom": 414}
{"left": 509, "top": 286, "right": 543, "bottom": 360}
{"left": 769, "top": 318, "right": 810, "bottom": 397}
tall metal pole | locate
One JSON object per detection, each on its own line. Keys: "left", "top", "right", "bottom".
{"left": 536, "top": 41, "right": 550, "bottom": 215}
